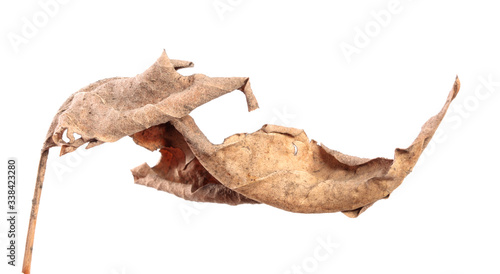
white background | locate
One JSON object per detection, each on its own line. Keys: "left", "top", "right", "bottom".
{"left": 1, "top": 1, "right": 500, "bottom": 274}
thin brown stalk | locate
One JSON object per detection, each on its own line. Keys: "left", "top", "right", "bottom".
{"left": 22, "top": 149, "right": 49, "bottom": 274}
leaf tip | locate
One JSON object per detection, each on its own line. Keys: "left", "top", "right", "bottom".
{"left": 157, "top": 49, "right": 174, "bottom": 68}
{"left": 452, "top": 75, "right": 460, "bottom": 100}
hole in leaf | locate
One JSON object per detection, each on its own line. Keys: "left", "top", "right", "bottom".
{"left": 61, "top": 129, "right": 70, "bottom": 143}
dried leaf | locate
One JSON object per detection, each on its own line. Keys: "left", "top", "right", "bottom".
{"left": 42, "top": 50, "right": 258, "bottom": 155}
{"left": 131, "top": 123, "right": 258, "bottom": 205}
{"left": 133, "top": 76, "right": 460, "bottom": 217}
{"left": 23, "top": 51, "right": 259, "bottom": 274}
{"left": 42, "top": 50, "right": 460, "bottom": 216}
{"left": 24, "top": 50, "right": 460, "bottom": 274}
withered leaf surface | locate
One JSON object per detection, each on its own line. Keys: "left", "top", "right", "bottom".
{"left": 158, "top": 77, "right": 460, "bottom": 217}
{"left": 24, "top": 49, "right": 460, "bottom": 274}
{"left": 23, "top": 51, "right": 260, "bottom": 274}
{"left": 43, "top": 50, "right": 259, "bottom": 155}
{"left": 131, "top": 123, "right": 259, "bottom": 205}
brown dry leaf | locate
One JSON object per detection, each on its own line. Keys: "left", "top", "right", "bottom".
{"left": 42, "top": 50, "right": 259, "bottom": 155}
{"left": 136, "top": 77, "right": 460, "bottom": 217}
{"left": 23, "top": 51, "right": 259, "bottom": 274}
{"left": 24, "top": 49, "right": 460, "bottom": 274}
{"left": 131, "top": 122, "right": 258, "bottom": 205}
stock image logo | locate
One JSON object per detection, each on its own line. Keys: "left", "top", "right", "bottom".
{"left": 339, "top": 0, "right": 415, "bottom": 63}
{"left": 7, "top": 0, "right": 71, "bottom": 53}
{"left": 283, "top": 235, "right": 340, "bottom": 274}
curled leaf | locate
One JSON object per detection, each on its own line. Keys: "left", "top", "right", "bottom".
{"left": 23, "top": 51, "right": 260, "bottom": 274}
{"left": 133, "top": 75, "right": 460, "bottom": 217}
{"left": 24, "top": 49, "right": 460, "bottom": 274}
{"left": 131, "top": 123, "right": 258, "bottom": 205}
{"left": 43, "top": 50, "right": 258, "bottom": 155}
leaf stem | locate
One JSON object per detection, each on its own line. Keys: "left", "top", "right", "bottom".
{"left": 22, "top": 149, "right": 49, "bottom": 274}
